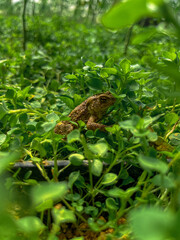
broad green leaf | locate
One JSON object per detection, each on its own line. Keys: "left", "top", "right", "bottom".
{"left": 30, "top": 101, "right": 41, "bottom": 109}
{"left": 69, "top": 153, "right": 84, "bottom": 166}
{"left": 102, "top": 0, "right": 163, "bottom": 29}
{"left": 171, "top": 152, "right": 180, "bottom": 176}
{"left": 101, "top": 173, "right": 118, "bottom": 185}
{"left": 24, "top": 179, "right": 38, "bottom": 185}
{"left": 165, "top": 112, "right": 179, "bottom": 126}
{"left": 19, "top": 85, "right": 31, "bottom": 100}
{"left": 0, "top": 134, "right": 6, "bottom": 146}
{"left": 102, "top": 68, "right": 117, "bottom": 75}
{"left": 41, "top": 122, "right": 56, "bottom": 132}
{"left": 120, "top": 59, "right": 131, "bottom": 74}
{"left": 138, "top": 155, "right": 168, "bottom": 174}
{"left": 52, "top": 207, "right": 76, "bottom": 224}
{"left": 0, "top": 152, "right": 20, "bottom": 175}
{"left": 169, "top": 133, "right": 180, "bottom": 146}
{"left": 17, "top": 216, "right": 45, "bottom": 233}
{"left": 19, "top": 113, "right": 28, "bottom": 124}
{"left": 132, "top": 27, "right": 156, "bottom": 44}
{"left": 67, "top": 129, "right": 81, "bottom": 143}
{"left": 150, "top": 60, "right": 180, "bottom": 95}
{"left": 65, "top": 74, "right": 77, "bottom": 80}
{"left": 5, "top": 88, "right": 16, "bottom": 99}
{"left": 105, "top": 57, "right": 114, "bottom": 67}
{"left": 88, "top": 142, "right": 108, "bottom": 157}
{"left": 107, "top": 187, "right": 126, "bottom": 198}
{"left": 87, "top": 77, "right": 103, "bottom": 90}
{"left": 60, "top": 95, "right": 74, "bottom": 109}
{"left": 91, "top": 159, "right": 103, "bottom": 177}
{"left": 31, "top": 138, "right": 46, "bottom": 157}
{"left": 35, "top": 199, "right": 53, "bottom": 212}
{"left": 0, "top": 213, "right": 17, "bottom": 239}
{"left": 85, "top": 206, "right": 98, "bottom": 217}
{"left": 0, "top": 105, "right": 8, "bottom": 120}
{"left": 71, "top": 237, "right": 84, "bottom": 240}
{"left": 147, "top": 131, "right": 158, "bottom": 142}
{"left": 85, "top": 61, "right": 96, "bottom": 68}
{"left": 106, "top": 198, "right": 118, "bottom": 210}
{"left": 68, "top": 171, "right": 80, "bottom": 189}
{"left": 151, "top": 174, "right": 175, "bottom": 189}
{"left": 49, "top": 79, "right": 59, "bottom": 91}
{"left": 129, "top": 207, "right": 174, "bottom": 240}
{"left": 31, "top": 182, "right": 68, "bottom": 206}
{"left": 46, "top": 112, "right": 59, "bottom": 122}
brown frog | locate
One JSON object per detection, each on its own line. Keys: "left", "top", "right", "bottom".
{"left": 54, "top": 91, "right": 116, "bottom": 135}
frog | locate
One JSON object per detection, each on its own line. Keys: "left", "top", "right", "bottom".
{"left": 54, "top": 91, "right": 116, "bottom": 135}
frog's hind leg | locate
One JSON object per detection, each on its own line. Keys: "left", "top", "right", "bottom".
{"left": 54, "top": 121, "right": 74, "bottom": 135}
{"left": 86, "top": 116, "right": 106, "bottom": 132}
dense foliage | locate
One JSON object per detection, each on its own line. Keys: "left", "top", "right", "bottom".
{"left": 0, "top": 0, "right": 180, "bottom": 239}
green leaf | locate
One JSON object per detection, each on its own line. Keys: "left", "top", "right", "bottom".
{"left": 69, "top": 153, "right": 84, "bottom": 166}
{"left": 88, "top": 142, "right": 108, "bottom": 157}
{"left": 5, "top": 88, "right": 16, "bottom": 99}
{"left": 17, "top": 216, "right": 45, "bottom": 233}
{"left": 19, "top": 113, "right": 28, "bottom": 124}
{"left": 107, "top": 187, "right": 126, "bottom": 198}
{"left": 87, "top": 77, "right": 103, "bottom": 90}
{"left": 31, "top": 138, "right": 46, "bottom": 157}
{"left": 68, "top": 171, "right": 80, "bottom": 189}
{"left": 101, "top": 0, "right": 163, "bottom": 29}
{"left": 0, "top": 152, "right": 20, "bottom": 175}
{"left": 0, "top": 105, "right": 8, "bottom": 120}
{"left": 165, "top": 112, "right": 179, "bottom": 126}
{"left": 129, "top": 207, "right": 174, "bottom": 240}
{"left": 138, "top": 155, "right": 168, "bottom": 174}
{"left": 85, "top": 206, "right": 98, "bottom": 217}
{"left": 0, "top": 213, "right": 17, "bottom": 239}
{"left": 132, "top": 27, "right": 156, "bottom": 44}
{"left": 105, "top": 57, "right": 114, "bottom": 67}
{"left": 0, "top": 134, "right": 6, "bottom": 146}
{"left": 67, "top": 129, "right": 81, "bottom": 143}
{"left": 169, "top": 133, "right": 180, "bottom": 146}
{"left": 65, "top": 74, "right": 77, "bottom": 80}
{"left": 120, "top": 59, "right": 131, "bottom": 74}
{"left": 41, "top": 122, "right": 56, "bottom": 132}
{"left": 30, "top": 101, "right": 41, "bottom": 109}
{"left": 60, "top": 95, "right": 74, "bottom": 109}
{"left": 101, "top": 173, "right": 118, "bottom": 185}
{"left": 91, "top": 159, "right": 103, "bottom": 177}
{"left": 106, "top": 198, "right": 118, "bottom": 210}
{"left": 35, "top": 199, "right": 53, "bottom": 212}
{"left": 31, "top": 182, "right": 68, "bottom": 206}
{"left": 147, "top": 131, "right": 158, "bottom": 142}
{"left": 46, "top": 112, "right": 59, "bottom": 122}
{"left": 71, "top": 237, "right": 84, "bottom": 240}
{"left": 85, "top": 61, "right": 96, "bottom": 68}
{"left": 151, "top": 174, "right": 175, "bottom": 189}
{"left": 102, "top": 68, "right": 117, "bottom": 75}
{"left": 52, "top": 207, "right": 76, "bottom": 224}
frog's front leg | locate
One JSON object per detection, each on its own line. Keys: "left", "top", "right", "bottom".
{"left": 86, "top": 116, "right": 107, "bottom": 131}
{"left": 54, "top": 121, "right": 74, "bottom": 135}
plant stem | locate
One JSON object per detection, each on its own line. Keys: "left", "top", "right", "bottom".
{"left": 22, "top": 0, "right": 28, "bottom": 51}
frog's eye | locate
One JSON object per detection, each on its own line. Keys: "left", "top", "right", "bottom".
{"left": 100, "top": 97, "right": 108, "bottom": 103}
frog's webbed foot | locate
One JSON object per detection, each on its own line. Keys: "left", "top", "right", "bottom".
{"left": 54, "top": 121, "right": 74, "bottom": 135}
{"left": 87, "top": 116, "right": 107, "bottom": 132}
{"left": 87, "top": 122, "right": 107, "bottom": 131}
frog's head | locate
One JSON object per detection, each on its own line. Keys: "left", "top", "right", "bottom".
{"left": 87, "top": 91, "right": 116, "bottom": 115}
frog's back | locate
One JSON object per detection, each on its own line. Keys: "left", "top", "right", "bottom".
{"left": 69, "top": 100, "right": 90, "bottom": 123}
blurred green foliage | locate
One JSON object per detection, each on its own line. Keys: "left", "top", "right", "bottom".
{"left": 0, "top": 0, "right": 180, "bottom": 239}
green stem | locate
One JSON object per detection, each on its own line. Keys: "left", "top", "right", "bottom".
{"left": 36, "top": 163, "right": 51, "bottom": 182}
{"left": 62, "top": 198, "right": 87, "bottom": 223}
